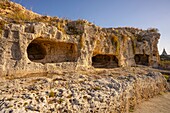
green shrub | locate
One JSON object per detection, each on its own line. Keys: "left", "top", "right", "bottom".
{"left": 164, "top": 74, "right": 169, "bottom": 80}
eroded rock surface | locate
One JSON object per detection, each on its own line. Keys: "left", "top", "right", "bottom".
{"left": 0, "top": 1, "right": 161, "bottom": 76}
{"left": 0, "top": 1, "right": 167, "bottom": 113}
{"left": 0, "top": 19, "right": 161, "bottom": 76}
{"left": 0, "top": 67, "right": 168, "bottom": 113}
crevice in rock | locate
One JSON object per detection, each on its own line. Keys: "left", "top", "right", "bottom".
{"left": 11, "top": 42, "right": 22, "bottom": 60}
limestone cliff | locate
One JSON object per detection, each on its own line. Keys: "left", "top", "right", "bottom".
{"left": 0, "top": 1, "right": 169, "bottom": 113}
{"left": 0, "top": 1, "right": 160, "bottom": 76}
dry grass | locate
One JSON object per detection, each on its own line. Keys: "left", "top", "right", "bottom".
{"left": 0, "top": 1, "right": 70, "bottom": 34}
{"left": 160, "top": 60, "right": 170, "bottom": 65}
{"left": 163, "top": 74, "right": 169, "bottom": 80}
{"left": 0, "top": 1, "right": 86, "bottom": 35}
{"left": 160, "top": 60, "right": 170, "bottom": 69}
{"left": 0, "top": 1, "right": 39, "bottom": 21}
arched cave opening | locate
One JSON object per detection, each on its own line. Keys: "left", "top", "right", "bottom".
{"left": 92, "top": 54, "right": 118, "bottom": 68}
{"left": 134, "top": 54, "right": 149, "bottom": 66}
{"left": 27, "top": 38, "right": 78, "bottom": 63}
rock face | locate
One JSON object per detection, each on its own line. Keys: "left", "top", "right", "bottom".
{"left": 0, "top": 20, "right": 160, "bottom": 76}
{"left": 0, "top": 1, "right": 160, "bottom": 76}
{"left": 0, "top": 1, "right": 168, "bottom": 113}
{"left": 0, "top": 68, "right": 168, "bottom": 113}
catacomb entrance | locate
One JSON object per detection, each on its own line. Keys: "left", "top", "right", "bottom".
{"left": 27, "top": 38, "right": 78, "bottom": 63}
{"left": 92, "top": 54, "right": 118, "bottom": 68}
{"left": 134, "top": 54, "right": 149, "bottom": 66}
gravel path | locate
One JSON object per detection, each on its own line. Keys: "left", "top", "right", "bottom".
{"left": 133, "top": 92, "right": 170, "bottom": 113}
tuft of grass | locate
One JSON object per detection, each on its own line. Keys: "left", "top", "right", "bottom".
{"left": 66, "top": 94, "right": 73, "bottom": 98}
{"left": 6, "top": 105, "right": 13, "bottom": 108}
{"left": 7, "top": 98, "right": 14, "bottom": 101}
{"left": 49, "top": 91, "right": 55, "bottom": 98}
{"left": 92, "top": 86, "right": 101, "bottom": 91}
{"left": 159, "top": 91, "right": 165, "bottom": 95}
{"left": 57, "top": 98, "right": 64, "bottom": 104}
{"left": 48, "top": 100, "right": 54, "bottom": 104}
{"left": 83, "top": 96, "right": 88, "bottom": 100}
{"left": 164, "top": 74, "right": 169, "bottom": 80}
{"left": 23, "top": 102, "right": 28, "bottom": 106}
{"left": 79, "top": 88, "right": 86, "bottom": 91}
{"left": 129, "top": 106, "right": 134, "bottom": 112}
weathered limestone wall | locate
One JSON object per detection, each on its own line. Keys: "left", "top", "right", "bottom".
{"left": 0, "top": 20, "right": 160, "bottom": 76}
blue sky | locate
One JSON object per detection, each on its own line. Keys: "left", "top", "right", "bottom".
{"left": 12, "top": 0, "right": 170, "bottom": 54}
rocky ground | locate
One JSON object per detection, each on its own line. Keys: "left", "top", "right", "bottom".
{"left": 0, "top": 66, "right": 169, "bottom": 113}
